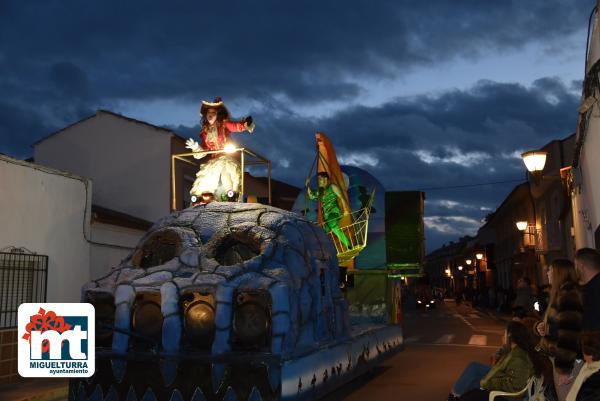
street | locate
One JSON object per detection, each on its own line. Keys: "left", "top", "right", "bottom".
{"left": 323, "top": 299, "right": 507, "bottom": 401}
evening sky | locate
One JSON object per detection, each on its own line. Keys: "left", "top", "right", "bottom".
{"left": 0, "top": 1, "right": 594, "bottom": 251}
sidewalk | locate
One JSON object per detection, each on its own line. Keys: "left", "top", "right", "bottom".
{"left": 0, "top": 378, "right": 68, "bottom": 401}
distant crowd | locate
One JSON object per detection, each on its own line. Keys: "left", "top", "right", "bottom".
{"left": 448, "top": 247, "right": 600, "bottom": 401}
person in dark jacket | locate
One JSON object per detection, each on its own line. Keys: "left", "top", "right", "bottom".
{"left": 566, "top": 331, "right": 600, "bottom": 401}
{"left": 512, "top": 276, "right": 535, "bottom": 314}
{"left": 535, "top": 259, "right": 584, "bottom": 374}
{"left": 534, "top": 259, "right": 584, "bottom": 400}
{"left": 574, "top": 248, "right": 600, "bottom": 331}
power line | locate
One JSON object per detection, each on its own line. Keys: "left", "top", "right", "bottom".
{"left": 412, "top": 178, "right": 525, "bottom": 191}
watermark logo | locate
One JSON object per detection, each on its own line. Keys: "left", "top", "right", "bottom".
{"left": 18, "top": 303, "right": 95, "bottom": 377}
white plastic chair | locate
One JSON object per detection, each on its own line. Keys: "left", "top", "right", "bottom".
{"left": 488, "top": 376, "right": 545, "bottom": 401}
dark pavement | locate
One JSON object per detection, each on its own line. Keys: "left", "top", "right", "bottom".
{"left": 323, "top": 299, "right": 507, "bottom": 401}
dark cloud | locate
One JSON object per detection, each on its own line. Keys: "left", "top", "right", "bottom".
{"left": 0, "top": 1, "right": 593, "bottom": 108}
{"left": 0, "top": 1, "right": 591, "bottom": 250}
{"left": 49, "top": 62, "right": 90, "bottom": 99}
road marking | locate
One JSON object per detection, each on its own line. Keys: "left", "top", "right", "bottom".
{"left": 434, "top": 334, "right": 455, "bottom": 344}
{"left": 456, "top": 314, "right": 474, "bottom": 328}
{"left": 468, "top": 335, "right": 488, "bottom": 346}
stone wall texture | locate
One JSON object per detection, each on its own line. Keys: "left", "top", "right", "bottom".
{"left": 83, "top": 202, "right": 350, "bottom": 357}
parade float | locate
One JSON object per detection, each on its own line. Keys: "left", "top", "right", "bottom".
{"left": 68, "top": 99, "right": 404, "bottom": 401}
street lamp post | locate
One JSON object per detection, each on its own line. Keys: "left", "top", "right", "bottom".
{"left": 520, "top": 149, "right": 554, "bottom": 287}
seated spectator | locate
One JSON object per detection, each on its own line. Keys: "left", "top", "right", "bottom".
{"left": 566, "top": 331, "right": 600, "bottom": 401}
{"left": 448, "top": 321, "right": 542, "bottom": 401}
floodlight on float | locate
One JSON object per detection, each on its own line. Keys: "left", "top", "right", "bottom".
{"left": 516, "top": 221, "right": 528, "bottom": 231}
{"left": 224, "top": 143, "right": 236, "bottom": 154}
{"left": 521, "top": 151, "right": 547, "bottom": 173}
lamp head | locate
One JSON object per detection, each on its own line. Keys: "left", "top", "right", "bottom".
{"left": 516, "top": 221, "right": 528, "bottom": 231}
{"left": 521, "top": 151, "right": 547, "bottom": 173}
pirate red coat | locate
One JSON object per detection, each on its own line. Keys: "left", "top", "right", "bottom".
{"left": 200, "top": 120, "right": 247, "bottom": 151}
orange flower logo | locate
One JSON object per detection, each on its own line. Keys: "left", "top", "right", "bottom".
{"left": 22, "top": 307, "right": 72, "bottom": 353}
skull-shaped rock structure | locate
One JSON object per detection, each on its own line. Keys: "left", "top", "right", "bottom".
{"left": 76, "top": 202, "right": 350, "bottom": 401}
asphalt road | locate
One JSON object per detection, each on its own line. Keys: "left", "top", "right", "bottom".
{"left": 322, "top": 299, "right": 507, "bottom": 401}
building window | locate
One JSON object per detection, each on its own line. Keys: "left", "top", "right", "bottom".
{"left": 0, "top": 249, "right": 48, "bottom": 329}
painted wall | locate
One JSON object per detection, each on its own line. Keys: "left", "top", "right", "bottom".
{"left": 573, "top": 5, "right": 600, "bottom": 250}
{"left": 0, "top": 156, "right": 91, "bottom": 302}
{"left": 89, "top": 223, "right": 143, "bottom": 279}
{"left": 575, "top": 120, "right": 600, "bottom": 248}
{"left": 34, "top": 111, "right": 172, "bottom": 223}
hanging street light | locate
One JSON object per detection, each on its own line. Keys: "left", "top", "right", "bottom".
{"left": 475, "top": 253, "right": 483, "bottom": 260}
{"left": 516, "top": 221, "right": 528, "bottom": 231}
{"left": 521, "top": 151, "right": 547, "bottom": 173}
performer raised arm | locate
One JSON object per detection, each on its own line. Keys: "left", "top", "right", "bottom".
{"left": 306, "top": 171, "right": 351, "bottom": 248}
{"left": 187, "top": 97, "right": 255, "bottom": 202}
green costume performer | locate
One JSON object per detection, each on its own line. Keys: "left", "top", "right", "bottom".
{"left": 306, "top": 172, "right": 351, "bottom": 248}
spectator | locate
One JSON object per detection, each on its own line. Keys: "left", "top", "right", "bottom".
{"left": 488, "top": 286, "right": 497, "bottom": 309}
{"left": 537, "top": 284, "right": 551, "bottom": 316}
{"left": 574, "top": 248, "right": 600, "bottom": 331}
{"left": 535, "top": 259, "right": 583, "bottom": 372}
{"left": 534, "top": 259, "right": 584, "bottom": 401}
{"left": 512, "top": 276, "right": 535, "bottom": 314}
{"left": 448, "top": 321, "right": 542, "bottom": 401}
{"left": 565, "top": 331, "right": 600, "bottom": 401}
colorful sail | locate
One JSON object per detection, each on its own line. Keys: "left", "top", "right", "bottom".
{"left": 315, "top": 132, "right": 352, "bottom": 227}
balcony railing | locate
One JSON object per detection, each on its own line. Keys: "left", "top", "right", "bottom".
{"left": 518, "top": 227, "right": 545, "bottom": 253}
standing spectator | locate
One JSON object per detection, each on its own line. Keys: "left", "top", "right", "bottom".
{"left": 534, "top": 259, "right": 584, "bottom": 400}
{"left": 488, "top": 286, "right": 497, "bottom": 309}
{"left": 513, "top": 277, "right": 535, "bottom": 314}
{"left": 574, "top": 248, "right": 600, "bottom": 331}
{"left": 496, "top": 287, "right": 506, "bottom": 313}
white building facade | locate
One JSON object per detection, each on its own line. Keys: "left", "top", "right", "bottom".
{"left": 0, "top": 155, "right": 92, "bottom": 303}
{"left": 33, "top": 110, "right": 195, "bottom": 277}
{"left": 0, "top": 155, "right": 92, "bottom": 383}
{"left": 571, "top": 3, "right": 600, "bottom": 250}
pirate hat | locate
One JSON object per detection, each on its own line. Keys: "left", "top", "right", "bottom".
{"left": 200, "top": 97, "right": 231, "bottom": 120}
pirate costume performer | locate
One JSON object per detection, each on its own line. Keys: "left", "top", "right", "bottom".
{"left": 186, "top": 97, "right": 255, "bottom": 201}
